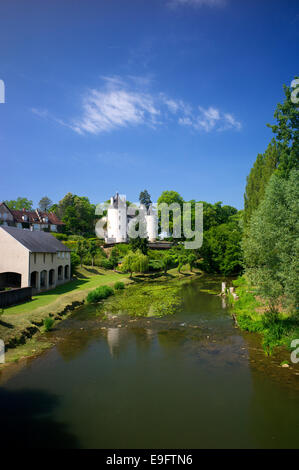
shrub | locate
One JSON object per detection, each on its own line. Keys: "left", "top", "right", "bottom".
{"left": 51, "top": 233, "right": 68, "bottom": 240}
{"left": 100, "top": 258, "right": 115, "bottom": 270}
{"left": 114, "top": 281, "right": 125, "bottom": 290}
{"left": 86, "top": 285, "right": 114, "bottom": 303}
{"left": 44, "top": 317, "right": 55, "bottom": 332}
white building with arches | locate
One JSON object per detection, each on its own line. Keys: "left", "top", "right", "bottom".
{"left": 0, "top": 226, "right": 71, "bottom": 293}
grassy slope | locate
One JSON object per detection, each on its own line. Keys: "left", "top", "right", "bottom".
{"left": 231, "top": 277, "right": 299, "bottom": 356}
{"left": 4, "top": 267, "right": 129, "bottom": 315}
{"left": 0, "top": 267, "right": 129, "bottom": 345}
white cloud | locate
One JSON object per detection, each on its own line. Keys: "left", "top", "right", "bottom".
{"left": 71, "top": 79, "right": 160, "bottom": 135}
{"left": 31, "top": 76, "right": 241, "bottom": 135}
{"left": 168, "top": 0, "right": 226, "bottom": 8}
{"left": 178, "top": 105, "right": 241, "bottom": 132}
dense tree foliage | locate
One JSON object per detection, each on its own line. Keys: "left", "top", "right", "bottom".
{"left": 4, "top": 197, "right": 33, "bottom": 210}
{"left": 244, "top": 79, "right": 299, "bottom": 226}
{"left": 52, "top": 192, "right": 96, "bottom": 235}
{"left": 38, "top": 196, "right": 53, "bottom": 212}
{"left": 139, "top": 189, "right": 152, "bottom": 210}
{"left": 244, "top": 141, "right": 279, "bottom": 225}
{"left": 267, "top": 78, "right": 299, "bottom": 178}
{"left": 243, "top": 170, "right": 299, "bottom": 310}
{"left": 129, "top": 236, "right": 149, "bottom": 255}
{"left": 198, "top": 214, "right": 243, "bottom": 275}
{"left": 121, "top": 250, "right": 149, "bottom": 277}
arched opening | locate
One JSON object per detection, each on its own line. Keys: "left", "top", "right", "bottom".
{"left": 0, "top": 272, "right": 21, "bottom": 289}
{"left": 64, "top": 265, "right": 69, "bottom": 279}
{"left": 49, "top": 269, "right": 55, "bottom": 286}
{"left": 40, "top": 270, "right": 47, "bottom": 288}
{"left": 58, "top": 265, "right": 63, "bottom": 281}
{"left": 30, "top": 271, "right": 38, "bottom": 289}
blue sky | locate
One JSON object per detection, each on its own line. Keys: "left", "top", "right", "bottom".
{"left": 0, "top": 0, "right": 297, "bottom": 209}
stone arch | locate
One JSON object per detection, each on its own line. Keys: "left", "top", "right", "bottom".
{"left": 40, "top": 270, "right": 47, "bottom": 288}
{"left": 30, "top": 271, "right": 38, "bottom": 289}
{"left": 58, "top": 265, "right": 63, "bottom": 281}
{"left": 0, "top": 272, "right": 21, "bottom": 288}
{"left": 49, "top": 269, "right": 55, "bottom": 286}
{"left": 64, "top": 265, "right": 69, "bottom": 279}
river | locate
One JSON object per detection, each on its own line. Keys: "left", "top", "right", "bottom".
{"left": 0, "top": 276, "right": 298, "bottom": 448}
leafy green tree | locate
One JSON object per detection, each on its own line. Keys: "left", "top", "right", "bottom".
{"left": 76, "top": 239, "right": 88, "bottom": 267}
{"left": 129, "top": 236, "right": 149, "bottom": 255}
{"left": 244, "top": 140, "right": 279, "bottom": 225}
{"left": 188, "top": 253, "right": 197, "bottom": 272}
{"left": 243, "top": 170, "right": 299, "bottom": 310}
{"left": 199, "top": 219, "right": 243, "bottom": 275}
{"left": 57, "top": 193, "right": 96, "bottom": 235}
{"left": 139, "top": 190, "right": 152, "bottom": 210}
{"left": 267, "top": 77, "right": 299, "bottom": 178}
{"left": 177, "top": 254, "right": 188, "bottom": 273}
{"left": 88, "top": 241, "right": 98, "bottom": 267}
{"left": 157, "top": 191, "right": 184, "bottom": 237}
{"left": 38, "top": 196, "right": 53, "bottom": 212}
{"left": 121, "top": 250, "right": 149, "bottom": 278}
{"left": 70, "top": 252, "right": 80, "bottom": 274}
{"left": 4, "top": 197, "right": 33, "bottom": 210}
{"left": 162, "top": 254, "right": 173, "bottom": 274}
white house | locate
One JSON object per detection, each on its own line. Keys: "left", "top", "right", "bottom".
{"left": 0, "top": 226, "right": 71, "bottom": 293}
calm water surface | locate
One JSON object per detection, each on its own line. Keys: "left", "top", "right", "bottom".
{"left": 1, "top": 277, "right": 298, "bottom": 448}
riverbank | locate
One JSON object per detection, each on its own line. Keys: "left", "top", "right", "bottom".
{"left": 0, "top": 265, "right": 201, "bottom": 367}
{"left": 0, "top": 267, "right": 130, "bottom": 362}
{"left": 229, "top": 276, "right": 299, "bottom": 360}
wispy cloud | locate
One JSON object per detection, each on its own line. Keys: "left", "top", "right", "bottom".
{"left": 168, "top": 0, "right": 226, "bottom": 9}
{"left": 31, "top": 75, "right": 241, "bottom": 135}
{"left": 178, "top": 105, "right": 241, "bottom": 132}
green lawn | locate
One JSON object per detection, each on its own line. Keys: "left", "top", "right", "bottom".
{"left": 4, "top": 266, "right": 129, "bottom": 316}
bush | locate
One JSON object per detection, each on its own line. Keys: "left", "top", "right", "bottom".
{"left": 99, "top": 258, "right": 115, "bottom": 270}
{"left": 82, "top": 253, "right": 92, "bottom": 265}
{"left": 51, "top": 233, "right": 68, "bottom": 240}
{"left": 86, "top": 285, "right": 114, "bottom": 303}
{"left": 114, "top": 281, "right": 125, "bottom": 290}
{"left": 44, "top": 317, "right": 55, "bottom": 332}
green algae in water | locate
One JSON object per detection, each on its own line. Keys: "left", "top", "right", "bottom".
{"left": 101, "top": 280, "right": 185, "bottom": 317}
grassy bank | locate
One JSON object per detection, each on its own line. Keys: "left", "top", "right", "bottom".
{"left": 0, "top": 264, "right": 199, "bottom": 365}
{"left": 230, "top": 277, "right": 299, "bottom": 356}
{"left": 0, "top": 267, "right": 130, "bottom": 352}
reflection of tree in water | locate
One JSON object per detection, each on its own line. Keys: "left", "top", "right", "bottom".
{"left": 244, "top": 335, "right": 299, "bottom": 448}
{"left": 0, "top": 388, "right": 79, "bottom": 448}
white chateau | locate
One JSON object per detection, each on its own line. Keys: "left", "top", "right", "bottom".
{"left": 105, "top": 193, "right": 157, "bottom": 244}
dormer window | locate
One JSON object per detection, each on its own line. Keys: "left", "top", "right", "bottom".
{"left": 43, "top": 217, "right": 48, "bottom": 223}
{"left": 22, "top": 215, "right": 28, "bottom": 221}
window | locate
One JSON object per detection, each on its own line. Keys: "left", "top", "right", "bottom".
{"left": 34, "top": 253, "right": 36, "bottom": 264}
{"left": 43, "top": 253, "right": 46, "bottom": 263}
{"left": 62, "top": 252, "right": 65, "bottom": 259}
{"left": 51, "top": 254, "right": 54, "bottom": 263}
